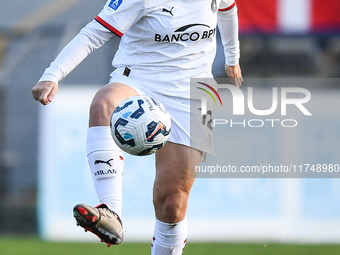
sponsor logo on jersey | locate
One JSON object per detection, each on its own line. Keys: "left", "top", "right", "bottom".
{"left": 162, "top": 7, "right": 174, "bottom": 16}
{"left": 155, "top": 23, "right": 216, "bottom": 43}
{"left": 108, "top": 0, "right": 122, "bottom": 10}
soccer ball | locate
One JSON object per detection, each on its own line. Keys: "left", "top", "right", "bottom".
{"left": 110, "top": 95, "right": 171, "bottom": 156}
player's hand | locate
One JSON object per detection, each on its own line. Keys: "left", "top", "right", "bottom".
{"left": 32, "top": 81, "right": 58, "bottom": 105}
{"left": 225, "top": 63, "right": 243, "bottom": 88}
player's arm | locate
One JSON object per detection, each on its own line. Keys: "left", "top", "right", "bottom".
{"left": 217, "top": 1, "right": 243, "bottom": 87}
{"left": 32, "top": 20, "right": 114, "bottom": 105}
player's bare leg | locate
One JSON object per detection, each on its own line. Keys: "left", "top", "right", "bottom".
{"left": 152, "top": 142, "right": 201, "bottom": 254}
{"left": 74, "top": 82, "right": 139, "bottom": 246}
{"left": 89, "top": 82, "right": 140, "bottom": 127}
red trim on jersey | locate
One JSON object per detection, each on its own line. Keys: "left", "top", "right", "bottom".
{"left": 95, "top": 16, "right": 123, "bottom": 37}
{"left": 218, "top": 1, "right": 236, "bottom": 12}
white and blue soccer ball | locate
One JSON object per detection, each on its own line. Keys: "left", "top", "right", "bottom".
{"left": 110, "top": 95, "right": 171, "bottom": 156}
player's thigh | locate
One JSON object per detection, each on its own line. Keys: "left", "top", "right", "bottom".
{"left": 154, "top": 141, "right": 202, "bottom": 203}
{"left": 89, "top": 82, "right": 139, "bottom": 127}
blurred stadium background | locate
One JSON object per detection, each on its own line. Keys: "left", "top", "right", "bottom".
{"left": 0, "top": 0, "right": 340, "bottom": 248}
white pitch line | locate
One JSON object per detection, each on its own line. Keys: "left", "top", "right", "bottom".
{"left": 12, "top": 0, "right": 84, "bottom": 33}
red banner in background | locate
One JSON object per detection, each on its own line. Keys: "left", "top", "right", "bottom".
{"left": 236, "top": 0, "right": 340, "bottom": 34}
{"left": 237, "top": 0, "right": 278, "bottom": 34}
{"left": 311, "top": 0, "right": 340, "bottom": 33}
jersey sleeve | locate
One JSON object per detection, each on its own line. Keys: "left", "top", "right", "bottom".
{"left": 217, "top": 0, "right": 240, "bottom": 66}
{"left": 38, "top": 20, "right": 113, "bottom": 84}
{"left": 95, "top": 0, "right": 147, "bottom": 37}
{"left": 218, "top": 0, "right": 236, "bottom": 11}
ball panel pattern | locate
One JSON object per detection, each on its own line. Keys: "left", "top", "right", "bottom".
{"left": 110, "top": 96, "right": 171, "bottom": 156}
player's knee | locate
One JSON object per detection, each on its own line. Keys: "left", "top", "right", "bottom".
{"left": 89, "top": 97, "right": 115, "bottom": 126}
{"left": 89, "top": 83, "right": 139, "bottom": 127}
{"left": 154, "top": 191, "right": 188, "bottom": 223}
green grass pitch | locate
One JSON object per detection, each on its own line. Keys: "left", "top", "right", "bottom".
{"left": 1, "top": 237, "right": 340, "bottom": 255}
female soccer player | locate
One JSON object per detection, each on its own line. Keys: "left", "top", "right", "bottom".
{"left": 32, "top": 0, "right": 242, "bottom": 253}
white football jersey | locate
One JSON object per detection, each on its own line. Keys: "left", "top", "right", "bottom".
{"left": 96, "top": 0, "right": 236, "bottom": 91}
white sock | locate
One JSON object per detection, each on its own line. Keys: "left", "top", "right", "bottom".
{"left": 86, "top": 126, "right": 124, "bottom": 217}
{"left": 151, "top": 218, "right": 188, "bottom": 255}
